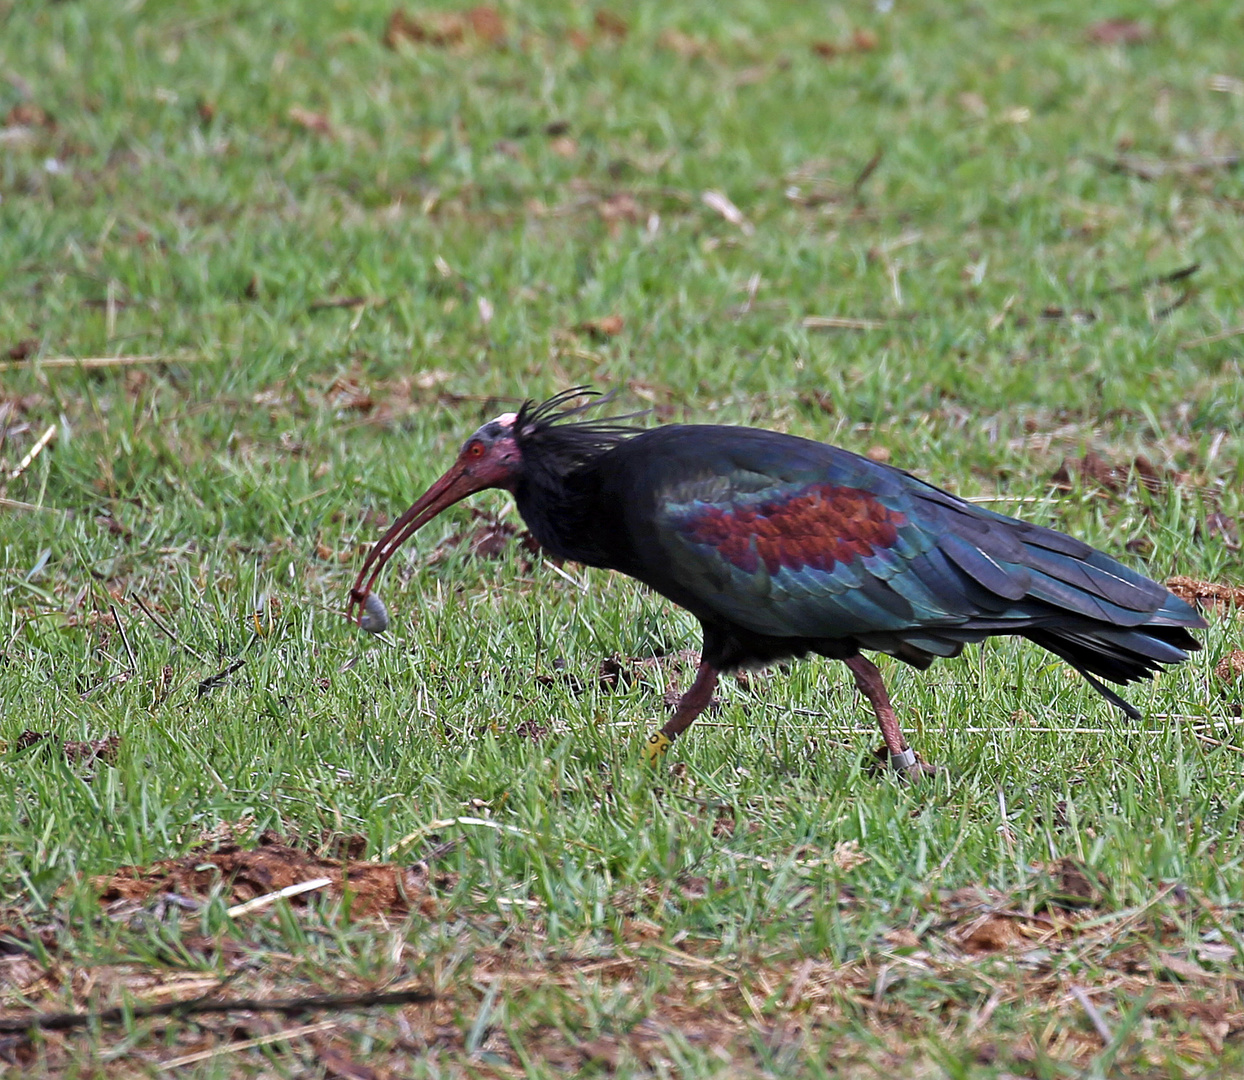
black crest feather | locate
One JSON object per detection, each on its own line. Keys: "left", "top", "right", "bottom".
{"left": 514, "top": 387, "right": 644, "bottom": 485}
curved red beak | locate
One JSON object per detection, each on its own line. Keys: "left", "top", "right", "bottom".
{"left": 347, "top": 462, "right": 490, "bottom": 626}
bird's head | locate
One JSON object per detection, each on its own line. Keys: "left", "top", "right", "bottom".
{"left": 347, "top": 412, "right": 522, "bottom": 626}
{"left": 347, "top": 387, "right": 640, "bottom": 630}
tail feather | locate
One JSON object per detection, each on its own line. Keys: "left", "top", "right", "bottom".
{"left": 1024, "top": 621, "right": 1200, "bottom": 718}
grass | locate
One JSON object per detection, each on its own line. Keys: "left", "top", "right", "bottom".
{"left": 2, "top": 0, "right": 1243, "bottom": 1074}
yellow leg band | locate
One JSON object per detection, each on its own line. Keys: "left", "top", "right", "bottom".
{"left": 643, "top": 731, "right": 673, "bottom": 766}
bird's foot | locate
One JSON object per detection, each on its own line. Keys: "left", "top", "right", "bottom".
{"left": 642, "top": 730, "right": 673, "bottom": 767}
{"left": 870, "top": 744, "right": 938, "bottom": 780}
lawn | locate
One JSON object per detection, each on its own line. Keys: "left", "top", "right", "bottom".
{"left": 2, "top": 0, "right": 1243, "bottom": 1075}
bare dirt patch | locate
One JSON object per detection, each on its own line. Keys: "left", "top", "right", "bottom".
{"left": 89, "top": 833, "right": 454, "bottom": 919}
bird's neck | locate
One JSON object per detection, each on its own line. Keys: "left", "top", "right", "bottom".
{"left": 513, "top": 465, "right": 626, "bottom": 571}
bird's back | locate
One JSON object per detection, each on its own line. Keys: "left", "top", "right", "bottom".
{"left": 590, "top": 425, "right": 1202, "bottom": 692}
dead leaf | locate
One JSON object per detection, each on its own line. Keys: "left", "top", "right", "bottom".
{"left": 577, "top": 1037, "right": 621, "bottom": 1068}
{"left": 384, "top": 6, "right": 505, "bottom": 49}
{"left": 514, "top": 718, "right": 551, "bottom": 740}
{"left": 95, "top": 514, "right": 132, "bottom": 539}
{"left": 1041, "top": 857, "right": 1106, "bottom": 910}
{"left": 3, "top": 102, "right": 54, "bottom": 129}
{"left": 597, "top": 655, "right": 632, "bottom": 692}
{"left": 325, "top": 375, "right": 374, "bottom": 413}
{"left": 811, "top": 29, "right": 878, "bottom": 59}
{"left": 309, "top": 295, "right": 378, "bottom": 311}
{"left": 598, "top": 192, "right": 641, "bottom": 224}
{"left": 1201, "top": 512, "right": 1241, "bottom": 551}
{"left": 466, "top": 5, "right": 506, "bottom": 44}
{"left": 318, "top": 1043, "right": 386, "bottom": 1080}
{"left": 957, "top": 915, "right": 1024, "bottom": 953}
{"left": 1050, "top": 451, "right": 1176, "bottom": 496}
{"left": 593, "top": 10, "right": 628, "bottom": 40}
{"left": 865, "top": 445, "right": 890, "bottom": 463}
{"left": 549, "top": 136, "right": 578, "bottom": 157}
{"left": 1086, "top": 19, "right": 1150, "bottom": 46}
{"left": 656, "top": 30, "right": 709, "bottom": 59}
{"left": 575, "top": 315, "right": 624, "bottom": 338}
{"left": 1167, "top": 576, "right": 1244, "bottom": 614}
{"left": 831, "top": 840, "right": 870, "bottom": 871}
{"left": 6, "top": 339, "right": 37, "bottom": 361}
{"left": 287, "top": 107, "right": 333, "bottom": 136}
{"left": 884, "top": 928, "right": 921, "bottom": 951}
{"left": 958, "top": 92, "right": 988, "bottom": 118}
{"left": 702, "top": 189, "right": 754, "bottom": 235}
{"left": 1039, "top": 305, "right": 1096, "bottom": 323}
{"left": 16, "top": 731, "right": 120, "bottom": 766}
{"left": 426, "top": 509, "right": 541, "bottom": 565}
{"left": 1214, "top": 651, "right": 1244, "bottom": 683}
{"left": 413, "top": 368, "right": 452, "bottom": 391}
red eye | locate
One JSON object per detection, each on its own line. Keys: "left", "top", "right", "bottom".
{"left": 468, "top": 441, "right": 484, "bottom": 458}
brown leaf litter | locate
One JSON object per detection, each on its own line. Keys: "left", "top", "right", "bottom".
{"left": 424, "top": 508, "right": 541, "bottom": 565}
{"left": 384, "top": 6, "right": 506, "bottom": 49}
{"left": 1050, "top": 450, "right": 1184, "bottom": 497}
{"left": 1166, "top": 576, "right": 1244, "bottom": 615}
{"left": 811, "top": 29, "right": 879, "bottom": 60}
{"left": 1215, "top": 650, "right": 1244, "bottom": 683}
{"left": 6, "top": 853, "right": 1244, "bottom": 1072}
{"left": 4, "top": 102, "right": 56, "bottom": 131}
{"left": 574, "top": 314, "right": 625, "bottom": 338}
{"left": 1086, "top": 19, "right": 1151, "bottom": 46}
{"left": 89, "top": 833, "right": 455, "bottom": 919}
{"left": 13, "top": 731, "right": 120, "bottom": 766}
{"left": 286, "top": 107, "right": 333, "bottom": 136}
{"left": 1200, "top": 511, "right": 1241, "bottom": 550}
{"left": 5, "top": 339, "right": 38, "bottom": 362}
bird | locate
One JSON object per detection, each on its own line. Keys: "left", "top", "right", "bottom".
{"left": 348, "top": 388, "right": 1205, "bottom": 776}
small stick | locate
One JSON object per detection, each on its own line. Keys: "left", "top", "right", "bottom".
{"left": 0, "top": 354, "right": 208, "bottom": 372}
{"left": 1070, "top": 985, "right": 1114, "bottom": 1045}
{"left": 132, "top": 593, "right": 210, "bottom": 664}
{"left": 108, "top": 601, "right": 138, "bottom": 672}
{"left": 158, "top": 1019, "right": 341, "bottom": 1070}
{"left": 849, "top": 146, "right": 884, "bottom": 197}
{"left": 0, "top": 987, "right": 436, "bottom": 1034}
{"left": 963, "top": 495, "right": 1045, "bottom": 503}
{"left": 8, "top": 424, "right": 56, "bottom": 480}
{"left": 545, "top": 560, "right": 589, "bottom": 592}
{"left": 308, "top": 296, "right": 385, "bottom": 311}
{"left": 0, "top": 496, "right": 64, "bottom": 514}
{"left": 987, "top": 294, "right": 1017, "bottom": 332}
{"left": 1182, "top": 326, "right": 1244, "bottom": 349}
{"left": 226, "top": 877, "right": 332, "bottom": 917}
{"left": 802, "top": 316, "right": 888, "bottom": 331}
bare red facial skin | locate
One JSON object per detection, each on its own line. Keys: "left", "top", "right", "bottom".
{"left": 347, "top": 432, "right": 520, "bottom": 628}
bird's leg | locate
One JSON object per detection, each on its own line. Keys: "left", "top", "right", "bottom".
{"left": 643, "top": 661, "right": 718, "bottom": 766}
{"left": 843, "top": 654, "right": 932, "bottom": 778}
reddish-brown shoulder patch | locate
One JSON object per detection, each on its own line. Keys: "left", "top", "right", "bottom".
{"left": 676, "top": 484, "right": 906, "bottom": 575}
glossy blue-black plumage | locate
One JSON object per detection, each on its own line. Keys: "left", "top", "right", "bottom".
{"left": 511, "top": 411, "right": 1203, "bottom": 718}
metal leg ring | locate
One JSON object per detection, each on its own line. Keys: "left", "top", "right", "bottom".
{"left": 890, "top": 746, "right": 918, "bottom": 772}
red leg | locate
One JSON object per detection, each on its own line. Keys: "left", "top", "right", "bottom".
{"left": 662, "top": 661, "right": 718, "bottom": 740}
{"left": 643, "top": 661, "right": 717, "bottom": 765}
{"left": 844, "top": 654, "right": 933, "bottom": 778}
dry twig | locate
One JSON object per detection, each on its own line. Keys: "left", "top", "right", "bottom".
{"left": 0, "top": 987, "right": 436, "bottom": 1034}
{"left": 0, "top": 354, "right": 208, "bottom": 372}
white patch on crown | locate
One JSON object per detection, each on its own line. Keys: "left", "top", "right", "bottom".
{"left": 492, "top": 412, "right": 518, "bottom": 427}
